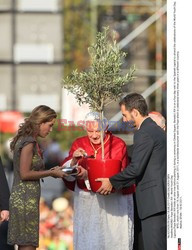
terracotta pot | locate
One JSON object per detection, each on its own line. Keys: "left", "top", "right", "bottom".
{"left": 87, "top": 159, "right": 121, "bottom": 192}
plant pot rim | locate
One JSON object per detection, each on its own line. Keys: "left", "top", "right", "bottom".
{"left": 87, "top": 158, "right": 122, "bottom": 163}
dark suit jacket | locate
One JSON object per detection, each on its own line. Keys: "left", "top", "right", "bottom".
{"left": 0, "top": 157, "right": 10, "bottom": 211}
{"left": 110, "top": 117, "right": 166, "bottom": 219}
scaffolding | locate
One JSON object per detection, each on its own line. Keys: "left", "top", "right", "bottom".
{"left": 91, "top": 0, "right": 167, "bottom": 118}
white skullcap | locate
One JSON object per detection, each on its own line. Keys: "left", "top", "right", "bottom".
{"left": 84, "top": 112, "right": 108, "bottom": 131}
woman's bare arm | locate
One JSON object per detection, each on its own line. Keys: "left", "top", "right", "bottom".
{"left": 20, "top": 143, "right": 66, "bottom": 180}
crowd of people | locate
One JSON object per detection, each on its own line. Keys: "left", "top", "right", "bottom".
{"left": 38, "top": 197, "right": 73, "bottom": 250}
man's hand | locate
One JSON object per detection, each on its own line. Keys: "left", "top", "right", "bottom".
{"left": 71, "top": 148, "right": 86, "bottom": 166}
{"left": 95, "top": 178, "right": 113, "bottom": 195}
{"left": 77, "top": 166, "right": 88, "bottom": 180}
{"left": 0, "top": 210, "right": 9, "bottom": 221}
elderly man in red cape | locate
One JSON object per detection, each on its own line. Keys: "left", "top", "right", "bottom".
{"left": 61, "top": 112, "right": 135, "bottom": 250}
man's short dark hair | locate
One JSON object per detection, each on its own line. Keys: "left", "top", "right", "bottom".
{"left": 119, "top": 93, "right": 148, "bottom": 116}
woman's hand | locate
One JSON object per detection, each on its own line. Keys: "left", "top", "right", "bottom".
{"left": 50, "top": 166, "right": 64, "bottom": 171}
{"left": 77, "top": 166, "right": 88, "bottom": 180}
{"left": 0, "top": 210, "right": 9, "bottom": 221}
{"left": 50, "top": 167, "right": 67, "bottom": 178}
{"left": 71, "top": 148, "right": 86, "bottom": 166}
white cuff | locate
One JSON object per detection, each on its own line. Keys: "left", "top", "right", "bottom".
{"left": 84, "top": 179, "right": 91, "bottom": 190}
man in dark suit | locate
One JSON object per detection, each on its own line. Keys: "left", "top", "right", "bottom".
{"left": 97, "top": 93, "right": 166, "bottom": 250}
{"left": 0, "top": 157, "right": 14, "bottom": 250}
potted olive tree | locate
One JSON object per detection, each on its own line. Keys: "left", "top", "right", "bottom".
{"left": 62, "top": 27, "right": 135, "bottom": 191}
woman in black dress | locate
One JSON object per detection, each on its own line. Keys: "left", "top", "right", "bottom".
{"left": 7, "top": 105, "right": 66, "bottom": 250}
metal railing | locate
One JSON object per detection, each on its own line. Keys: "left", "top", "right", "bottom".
{"left": 118, "top": 4, "right": 167, "bottom": 49}
{"left": 109, "top": 73, "right": 167, "bottom": 123}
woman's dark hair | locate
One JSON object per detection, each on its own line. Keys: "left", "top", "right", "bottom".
{"left": 10, "top": 105, "right": 57, "bottom": 151}
{"left": 119, "top": 93, "right": 148, "bottom": 116}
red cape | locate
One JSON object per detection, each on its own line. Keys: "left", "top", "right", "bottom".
{"left": 61, "top": 132, "right": 135, "bottom": 194}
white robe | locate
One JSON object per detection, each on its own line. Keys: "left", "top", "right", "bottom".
{"left": 62, "top": 135, "right": 135, "bottom": 250}
{"left": 73, "top": 184, "right": 134, "bottom": 250}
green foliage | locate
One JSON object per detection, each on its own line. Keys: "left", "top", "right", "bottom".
{"left": 63, "top": 0, "right": 91, "bottom": 76}
{"left": 63, "top": 27, "right": 135, "bottom": 112}
{"left": 62, "top": 27, "right": 136, "bottom": 159}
